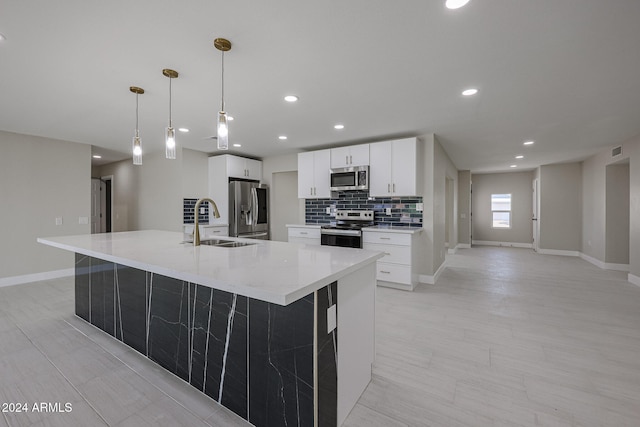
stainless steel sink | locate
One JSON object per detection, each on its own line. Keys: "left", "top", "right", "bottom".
{"left": 199, "top": 239, "right": 257, "bottom": 248}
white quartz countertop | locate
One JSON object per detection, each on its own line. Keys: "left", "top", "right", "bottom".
{"left": 363, "top": 226, "right": 424, "bottom": 234}
{"left": 285, "top": 224, "right": 322, "bottom": 229}
{"left": 38, "top": 230, "right": 383, "bottom": 306}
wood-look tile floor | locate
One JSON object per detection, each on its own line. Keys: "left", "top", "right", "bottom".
{"left": 2, "top": 247, "right": 640, "bottom": 426}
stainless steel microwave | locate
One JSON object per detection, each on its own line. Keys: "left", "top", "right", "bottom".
{"left": 330, "top": 166, "right": 369, "bottom": 191}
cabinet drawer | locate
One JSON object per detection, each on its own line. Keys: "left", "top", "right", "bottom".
{"left": 363, "top": 231, "right": 411, "bottom": 246}
{"left": 363, "top": 243, "right": 410, "bottom": 265}
{"left": 202, "top": 226, "right": 228, "bottom": 238}
{"left": 288, "top": 227, "right": 321, "bottom": 239}
{"left": 288, "top": 237, "right": 321, "bottom": 245}
{"left": 376, "top": 262, "right": 412, "bottom": 284}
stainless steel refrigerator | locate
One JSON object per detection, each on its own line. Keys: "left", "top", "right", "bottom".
{"left": 229, "top": 181, "right": 269, "bottom": 239}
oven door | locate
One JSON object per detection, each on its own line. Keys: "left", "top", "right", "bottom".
{"left": 321, "top": 229, "right": 362, "bottom": 248}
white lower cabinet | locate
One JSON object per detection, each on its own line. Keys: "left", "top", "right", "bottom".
{"left": 363, "top": 229, "right": 421, "bottom": 291}
{"left": 183, "top": 224, "right": 229, "bottom": 241}
{"left": 287, "top": 225, "right": 321, "bottom": 245}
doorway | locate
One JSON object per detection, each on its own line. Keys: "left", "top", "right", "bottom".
{"left": 532, "top": 178, "right": 539, "bottom": 252}
{"left": 605, "top": 160, "right": 630, "bottom": 267}
{"left": 270, "top": 171, "right": 300, "bottom": 242}
{"left": 90, "top": 175, "right": 113, "bottom": 233}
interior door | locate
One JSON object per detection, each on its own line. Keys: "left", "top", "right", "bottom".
{"left": 91, "top": 178, "right": 103, "bottom": 233}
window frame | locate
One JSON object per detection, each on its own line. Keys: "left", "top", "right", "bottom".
{"left": 491, "top": 193, "right": 512, "bottom": 229}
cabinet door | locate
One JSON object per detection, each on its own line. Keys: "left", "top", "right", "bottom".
{"left": 298, "top": 152, "right": 316, "bottom": 198}
{"left": 348, "top": 143, "right": 370, "bottom": 166}
{"left": 226, "top": 155, "right": 247, "bottom": 179}
{"left": 245, "top": 158, "right": 263, "bottom": 181}
{"left": 330, "top": 147, "right": 350, "bottom": 169}
{"left": 391, "top": 138, "right": 417, "bottom": 196}
{"left": 313, "top": 149, "right": 331, "bottom": 198}
{"left": 369, "top": 141, "right": 393, "bottom": 197}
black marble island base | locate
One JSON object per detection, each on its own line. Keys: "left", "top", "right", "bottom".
{"left": 75, "top": 254, "right": 338, "bottom": 427}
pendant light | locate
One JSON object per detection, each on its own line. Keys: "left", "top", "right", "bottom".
{"left": 130, "top": 86, "right": 144, "bottom": 165}
{"left": 214, "top": 38, "right": 231, "bottom": 150}
{"left": 163, "top": 69, "right": 179, "bottom": 159}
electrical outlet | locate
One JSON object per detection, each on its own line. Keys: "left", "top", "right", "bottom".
{"left": 326, "top": 207, "right": 331, "bottom": 214}
{"left": 416, "top": 203, "right": 424, "bottom": 212}
{"left": 55, "top": 217, "right": 63, "bottom": 226}
{"left": 386, "top": 207, "right": 392, "bottom": 215}
{"left": 200, "top": 207, "right": 206, "bottom": 214}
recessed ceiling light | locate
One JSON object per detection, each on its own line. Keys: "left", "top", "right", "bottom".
{"left": 92, "top": 155, "right": 102, "bottom": 159}
{"left": 515, "top": 155, "right": 524, "bottom": 159}
{"left": 523, "top": 140, "right": 535, "bottom": 145}
{"left": 227, "top": 116, "right": 234, "bottom": 121}
{"left": 462, "top": 88, "right": 478, "bottom": 96}
{"left": 178, "top": 128, "right": 189, "bottom": 133}
{"left": 284, "top": 95, "right": 298, "bottom": 102}
{"left": 445, "top": 0, "right": 471, "bottom": 9}
{"left": 233, "top": 143, "right": 241, "bottom": 147}
{"left": 334, "top": 124, "right": 345, "bottom": 130}
{"left": 510, "top": 165, "right": 517, "bottom": 168}
{"left": 278, "top": 135, "right": 288, "bottom": 140}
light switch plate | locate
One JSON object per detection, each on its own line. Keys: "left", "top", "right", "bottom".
{"left": 55, "top": 217, "right": 63, "bottom": 226}
{"left": 416, "top": 203, "right": 424, "bottom": 212}
{"left": 326, "top": 207, "right": 331, "bottom": 214}
{"left": 385, "top": 207, "right": 392, "bottom": 215}
{"left": 327, "top": 304, "right": 337, "bottom": 333}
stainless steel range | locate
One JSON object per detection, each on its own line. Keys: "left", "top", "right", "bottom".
{"left": 320, "top": 210, "right": 374, "bottom": 248}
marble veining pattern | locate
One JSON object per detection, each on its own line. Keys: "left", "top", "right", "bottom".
{"left": 76, "top": 255, "right": 332, "bottom": 426}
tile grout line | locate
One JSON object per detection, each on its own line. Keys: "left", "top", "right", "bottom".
{"left": 60, "top": 318, "right": 223, "bottom": 427}
{"left": 13, "top": 323, "right": 110, "bottom": 427}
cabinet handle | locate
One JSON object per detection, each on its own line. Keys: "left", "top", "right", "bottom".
{"left": 310, "top": 187, "right": 313, "bottom": 195}
{"left": 387, "top": 183, "right": 390, "bottom": 193}
{"left": 300, "top": 232, "right": 308, "bottom": 235}
{"left": 350, "top": 155, "right": 353, "bottom": 164}
{"left": 379, "top": 237, "right": 391, "bottom": 240}
{"left": 384, "top": 252, "right": 391, "bottom": 255}
{"left": 346, "top": 155, "right": 348, "bottom": 164}
{"left": 393, "top": 183, "right": 396, "bottom": 192}
{"left": 380, "top": 270, "right": 391, "bottom": 274}
{"left": 213, "top": 230, "right": 220, "bottom": 233}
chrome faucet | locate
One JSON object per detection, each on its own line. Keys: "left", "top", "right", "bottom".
{"left": 194, "top": 197, "right": 221, "bottom": 246}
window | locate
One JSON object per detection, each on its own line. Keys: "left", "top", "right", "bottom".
{"left": 491, "top": 194, "right": 511, "bottom": 228}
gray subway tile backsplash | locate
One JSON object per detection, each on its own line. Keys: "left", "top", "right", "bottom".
{"left": 305, "top": 190, "right": 422, "bottom": 227}
{"left": 183, "top": 198, "right": 209, "bottom": 224}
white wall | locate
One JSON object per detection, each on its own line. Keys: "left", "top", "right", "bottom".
{"left": 418, "top": 135, "right": 458, "bottom": 277}
{"left": 582, "top": 136, "right": 640, "bottom": 279}
{"left": 471, "top": 171, "right": 534, "bottom": 245}
{"left": 261, "top": 153, "right": 305, "bottom": 236}
{"left": 0, "top": 131, "right": 91, "bottom": 281}
{"left": 96, "top": 147, "right": 209, "bottom": 232}
{"left": 539, "top": 163, "right": 582, "bottom": 252}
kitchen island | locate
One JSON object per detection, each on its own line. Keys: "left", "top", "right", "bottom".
{"left": 38, "top": 230, "right": 382, "bottom": 427}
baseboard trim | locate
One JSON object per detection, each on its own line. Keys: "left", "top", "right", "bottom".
{"left": 472, "top": 240, "right": 533, "bottom": 249}
{"left": 457, "top": 243, "right": 471, "bottom": 249}
{"left": 578, "top": 253, "right": 630, "bottom": 272}
{"left": 629, "top": 274, "right": 640, "bottom": 287}
{"left": 537, "top": 248, "right": 580, "bottom": 257}
{"left": 448, "top": 245, "right": 458, "bottom": 255}
{"left": 419, "top": 261, "right": 447, "bottom": 285}
{"left": 0, "top": 268, "right": 74, "bottom": 288}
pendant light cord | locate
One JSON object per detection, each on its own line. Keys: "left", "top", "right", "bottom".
{"left": 135, "top": 93, "right": 139, "bottom": 137}
{"left": 221, "top": 50, "right": 225, "bottom": 111}
{"left": 169, "top": 77, "right": 172, "bottom": 127}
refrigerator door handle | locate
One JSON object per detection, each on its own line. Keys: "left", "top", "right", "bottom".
{"left": 251, "top": 187, "right": 258, "bottom": 227}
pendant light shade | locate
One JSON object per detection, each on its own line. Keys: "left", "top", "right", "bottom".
{"left": 163, "top": 69, "right": 178, "bottom": 159}
{"left": 130, "top": 86, "right": 144, "bottom": 165}
{"left": 214, "top": 38, "right": 231, "bottom": 150}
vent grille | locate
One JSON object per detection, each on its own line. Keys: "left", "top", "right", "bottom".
{"left": 612, "top": 145, "right": 623, "bottom": 157}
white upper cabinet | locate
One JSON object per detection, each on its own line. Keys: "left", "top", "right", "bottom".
{"left": 330, "top": 144, "right": 370, "bottom": 168}
{"left": 226, "top": 155, "right": 262, "bottom": 180}
{"left": 369, "top": 137, "right": 418, "bottom": 197}
{"left": 298, "top": 149, "right": 331, "bottom": 199}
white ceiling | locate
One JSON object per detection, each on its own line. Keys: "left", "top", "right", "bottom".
{"left": 2, "top": 1, "right": 640, "bottom": 172}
